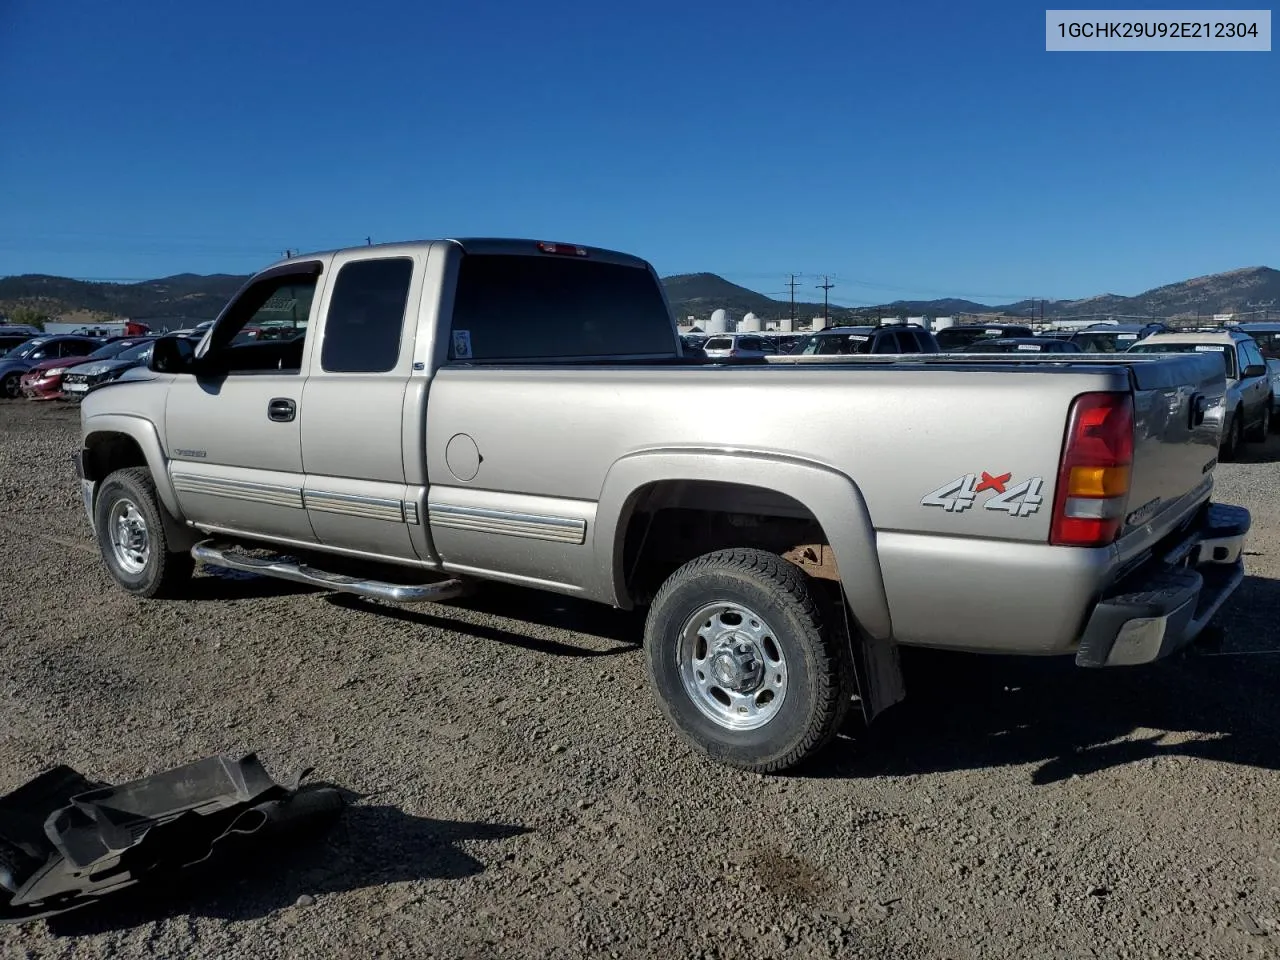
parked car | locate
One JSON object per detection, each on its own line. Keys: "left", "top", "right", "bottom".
{"left": 1127, "top": 329, "right": 1272, "bottom": 459}
{"left": 60, "top": 338, "right": 158, "bottom": 401}
{"left": 934, "top": 324, "right": 1035, "bottom": 350}
{"left": 0, "top": 336, "right": 103, "bottom": 400}
{"left": 1034, "top": 329, "right": 1081, "bottom": 341}
{"left": 701, "top": 334, "right": 779, "bottom": 359}
{"left": 786, "top": 324, "right": 939, "bottom": 356}
{"left": 75, "top": 237, "right": 1249, "bottom": 774}
{"left": 1235, "top": 323, "right": 1280, "bottom": 425}
{"left": 1070, "top": 322, "right": 1171, "bottom": 354}
{"left": 960, "top": 337, "right": 1082, "bottom": 354}
{"left": 19, "top": 337, "right": 154, "bottom": 401}
{"left": 0, "top": 334, "right": 34, "bottom": 358}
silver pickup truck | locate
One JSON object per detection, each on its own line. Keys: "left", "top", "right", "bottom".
{"left": 74, "top": 238, "right": 1251, "bottom": 773}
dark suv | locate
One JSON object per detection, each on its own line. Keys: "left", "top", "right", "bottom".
{"left": 934, "top": 323, "right": 1035, "bottom": 350}
{"left": 790, "top": 324, "right": 939, "bottom": 356}
{"left": 1070, "top": 322, "right": 1170, "bottom": 353}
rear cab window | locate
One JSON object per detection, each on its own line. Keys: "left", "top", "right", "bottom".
{"left": 321, "top": 258, "right": 414, "bottom": 373}
{"left": 449, "top": 254, "right": 676, "bottom": 361}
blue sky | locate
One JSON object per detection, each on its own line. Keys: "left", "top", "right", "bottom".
{"left": 0, "top": 0, "right": 1275, "bottom": 305}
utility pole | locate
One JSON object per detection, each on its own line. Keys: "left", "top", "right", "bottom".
{"left": 816, "top": 276, "right": 834, "bottom": 324}
{"left": 786, "top": 274, "right": 800, "bottom": 324}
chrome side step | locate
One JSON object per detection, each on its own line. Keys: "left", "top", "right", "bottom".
{"left": 191, "top": 541, "right": 467, "bottom": 604}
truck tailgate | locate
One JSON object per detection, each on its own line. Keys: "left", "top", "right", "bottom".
{"left": 1117, "top": 352, "right": 1226, "bottom": 549}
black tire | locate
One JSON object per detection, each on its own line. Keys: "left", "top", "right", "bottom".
{"left": 644, "top": 548, "right": 853, "bottom": 774}
{"left": 1, "top": 372, "right": 21, "bottom": 400}
{"left": 1247, "top": 404, "right": 1270, "bottom": 442}
{"left": 1272, "top": 402, "right": 1280, "bottom": 434}
{"left": 94, "top": 467, "right": 195, "bottom": 598}
{"left": 1220, "top": 411, "right": 1243, "bottom": 462}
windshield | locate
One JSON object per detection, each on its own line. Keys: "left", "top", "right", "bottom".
{"left": 962, "top": 340, "right": 1048, "bottom": 353}
{"left": 935, "top": 327, "right": 1031, "bottom": 349}
{"left": 116, "top": 341, "right": 154, "bottom": 362}
{"left": 794, "top": 333, "right": 872, "bottom": 355}
{"left": 9, "top": 339, "right": 48, "bottom": 359}
{"left": 1128, "top": 341, "right": 1238, "bottom": 377}
{"left": 1073, "top": 330, "right": 1143, "bottom": 353}
{"left": 86, "top": 340, "right": 137, "bottom": 360}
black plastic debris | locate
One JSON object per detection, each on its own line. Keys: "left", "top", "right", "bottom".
{"left": 0, "top": 753, "right": 344, "bottom": 924}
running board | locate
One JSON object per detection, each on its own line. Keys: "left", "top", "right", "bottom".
{"left": 191, "top": 541, "right": 467, "bottom": 604}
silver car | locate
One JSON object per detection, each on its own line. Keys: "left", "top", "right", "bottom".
{"left": 1128, "top": 330, "right": 1272, "bottom": 459}
{"left": 700, "top": 334, "right": 778, "bottom": 359}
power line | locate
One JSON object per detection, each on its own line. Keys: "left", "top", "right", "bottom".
{"left": 786, "top": 274, "right": 800, "bottom": 324}
{"left": 816, "top": 276, "right": 835, "bottom": 324}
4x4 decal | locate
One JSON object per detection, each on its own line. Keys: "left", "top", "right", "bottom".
{"left": 922, "top": 472, "right": 1045, "bottom": 517}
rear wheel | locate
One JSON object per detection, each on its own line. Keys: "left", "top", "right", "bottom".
{"left": 644, "top": 548, "right": 853, "bottom": 773}
{"left": 1, "top": 372, "right": 20, "bottom": 400}
{"left": 1248, "top": 404, "right": 1271, "bottom": 442}
{"left": 94, "top": 467, "right": 194, "bottom": 598}
{"left": 1220, "top": 411, "right": 1243, "bottom": 461}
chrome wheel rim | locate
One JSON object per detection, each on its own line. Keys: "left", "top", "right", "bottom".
{"left": 108, "top": 498, "right": 150, "bottom": 575}
{"left": 678, "top": 601, "right": 788, "bottom": 730}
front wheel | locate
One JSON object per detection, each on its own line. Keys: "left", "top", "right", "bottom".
{"left": 1, "top": 372, "right": 20, "bottom": 400}
{"left": 644, "top": 548, "right": 853, "bottom": 773}
{"left": 94, "top": 467, "right": 195, "bottom": 598}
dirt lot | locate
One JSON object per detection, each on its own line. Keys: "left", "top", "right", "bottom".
{"left": 3, "top": 401, "right": 1280, "bottom": 959}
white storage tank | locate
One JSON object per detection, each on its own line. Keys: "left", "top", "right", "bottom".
{"left": 739, "top": 312, "right": 762, "bottom": 332}
{"left": 706, "top": 309, "right": 729, "bottom": 334}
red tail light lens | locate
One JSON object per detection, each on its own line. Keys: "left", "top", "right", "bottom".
{"left": 536, "top": 241, "right": 589, "bottom": 257}
{"left": 1050, "top": 391, "right": 1135, "bottom": 547}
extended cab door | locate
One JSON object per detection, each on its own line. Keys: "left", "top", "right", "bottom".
{"left": 165, "top": 261, "right": 325, "bottom": 544}
{"left": 299, "top": 252, "right": 424, "bottom": 561}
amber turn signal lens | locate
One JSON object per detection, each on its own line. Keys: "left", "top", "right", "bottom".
{"left": 1068, "top": 465, "right": 1131, "bottom": 498}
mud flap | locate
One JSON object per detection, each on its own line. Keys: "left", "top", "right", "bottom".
{"left": 839, "top": 587, "right": 906, "bottom": 723}
{"left": 0, "top": 754, "right": 343, "bottom": 924}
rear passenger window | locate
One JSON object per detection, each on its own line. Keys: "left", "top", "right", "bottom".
{"left": 321, "top": 258, "right": 413, "bottom": 374}
{"left": 871, "top": 334, "right": 897, "bottom": 354}
{"left": 895, "top": 331, "right": 920, "bottom": 354}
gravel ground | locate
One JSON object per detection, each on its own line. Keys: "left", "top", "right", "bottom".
{"left": 3, "top": 401, "right": 1280, "bottom": 960}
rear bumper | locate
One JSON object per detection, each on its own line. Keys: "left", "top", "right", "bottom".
{"left": 1075, "top": 502, "right": 1250, "bottom": 668}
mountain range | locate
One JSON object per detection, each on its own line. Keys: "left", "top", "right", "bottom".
{"left": 2, "top": 265, "right": 1278, "bottom": 325}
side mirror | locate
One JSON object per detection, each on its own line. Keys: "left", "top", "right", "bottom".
{"left": 148, "top": 335, "right": 196, "bottom": 374}
{"left": 1244, "top": 363, "right": 1267, "bottom": 379}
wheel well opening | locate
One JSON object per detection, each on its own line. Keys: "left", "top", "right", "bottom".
{"left": 84, "top": 432, "right": 147, "bottom": 483}
{"left": 620, "top": 480, "right": 838, "bottom": 606}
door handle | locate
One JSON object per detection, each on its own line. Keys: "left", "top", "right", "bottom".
{"left": 268, "top": 398, "right": 296, "bottom": 422}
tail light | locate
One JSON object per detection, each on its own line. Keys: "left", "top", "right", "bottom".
{"left": 536, "top": 241, "right": 588, "bottom": 257}
{"left": 1050, "top": 391, "right": 1134, "bottom": 547}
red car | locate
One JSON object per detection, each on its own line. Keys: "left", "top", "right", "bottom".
{"left": 19, "top": 338, "right": 149, "bottom": 400}
{"left": 20, "top": 356, "right": 90, "bottom": 400}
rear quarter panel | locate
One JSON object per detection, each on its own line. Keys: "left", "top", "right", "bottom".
{"left": 422, "top": 363, "right": 1134, "bottom": 643}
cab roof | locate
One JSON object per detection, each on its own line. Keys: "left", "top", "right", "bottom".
{"left": 262, "top": 237, "right": 653, "bottom": 272}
